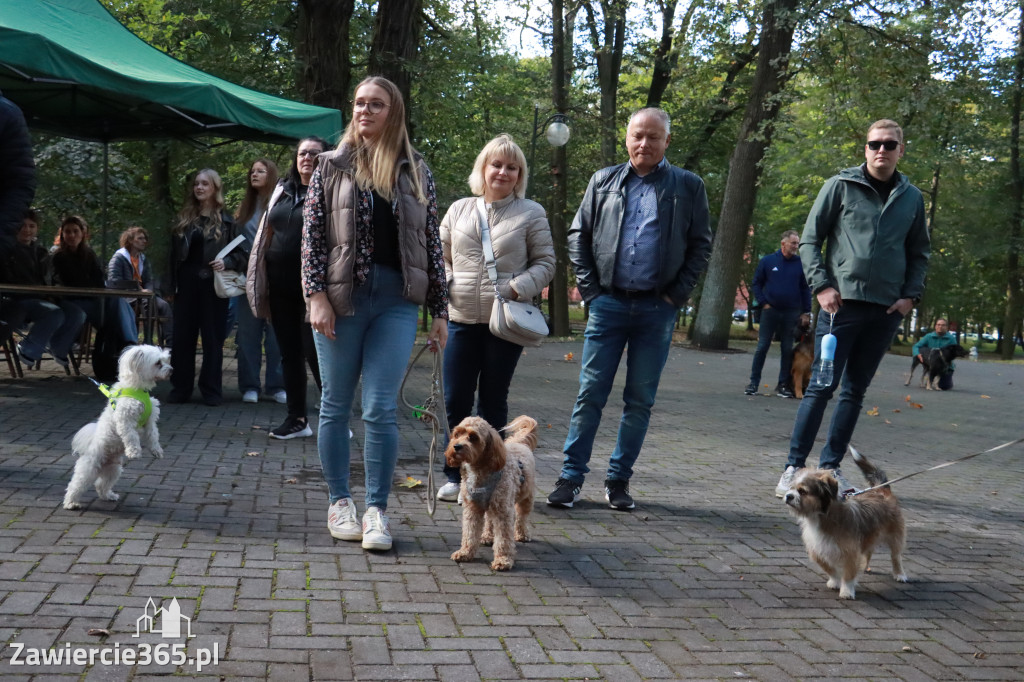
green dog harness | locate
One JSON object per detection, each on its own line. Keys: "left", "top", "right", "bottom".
{"left": 96, "top": 383, "right": 153, "bottom": 428}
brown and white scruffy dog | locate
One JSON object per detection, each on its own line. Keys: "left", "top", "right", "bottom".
{"left": 783, "top": 447, "right": 908, "bottom": 599}
{"left": 445, "top": 415, "right": 537, "bottom": 571}
{"left": 63, "top": 345, "right": 171, "bottom": 510}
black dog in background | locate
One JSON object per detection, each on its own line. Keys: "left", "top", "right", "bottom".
{"left": 906, "top": 344, "right": 968, "bottom": 390}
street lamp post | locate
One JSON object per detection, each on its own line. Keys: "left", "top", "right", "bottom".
{"left": 528, "top": 104, "right": 571, "bottom": 200}
{"left": 527, "top": 104, "right": 571, "bottom": 336}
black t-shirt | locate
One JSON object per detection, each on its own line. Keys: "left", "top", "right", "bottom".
{"left": 863, "top": 164, "right": 898, "bottom": 204}
{"left": 370, "top": 190, "right": 401, "bottom": 271}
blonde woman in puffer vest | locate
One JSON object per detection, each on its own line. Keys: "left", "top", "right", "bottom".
{"left": 303, "top": 77, "right": 449, "bottom": 553}
{"left": 435, "top": 134, "right": 556, "bottom": 503}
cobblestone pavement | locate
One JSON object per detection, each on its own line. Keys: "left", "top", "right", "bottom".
{"left": 1, "top": 340, "right": 1022, "bottom": 681}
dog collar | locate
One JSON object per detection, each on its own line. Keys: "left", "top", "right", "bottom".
{"left": 96, "top": 383, "right": 153, "bottom": 428}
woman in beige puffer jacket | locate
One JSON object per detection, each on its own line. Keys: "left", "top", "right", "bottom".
{"left": 437, "top": 135, "right": 555, "bottom": 502}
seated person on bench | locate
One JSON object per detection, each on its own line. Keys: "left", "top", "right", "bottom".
{"left": 0, "top": 210, "right": 86, "bottom": 368}
{"left": 107, "top": 226, "right": 173, "bottom": 346}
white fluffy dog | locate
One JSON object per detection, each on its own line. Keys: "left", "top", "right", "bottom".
{"left": 63, "top": 345, "right": 171, "bottom": 510}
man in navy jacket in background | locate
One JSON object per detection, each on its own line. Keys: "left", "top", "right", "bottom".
{"left": 745, "top": 230, "right": 811, "bottom": 397}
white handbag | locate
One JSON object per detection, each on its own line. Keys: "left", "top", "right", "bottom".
{"left": 212, "top": 234, "right": 247, "bottom": 298}
{"left": 477, "top": 199, "right": 548, "bottom": 347}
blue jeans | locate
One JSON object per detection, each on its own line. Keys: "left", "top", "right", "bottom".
{"left": 787, "top": 301, "right": 903, "bottom": 470}
{"left": 748, "top": 306, "right": 801, "bottom": 388}
{"left": 4, "top": 298, "right": 86, "bottom": 361}
{"left": 233, "top": 296, "right": 283, "bottom": 394}
{"left": 441, "top": 321, "right": 525, "bottom": 483}
{"left": 314, "top": 265, "right": 419, "bottom": 510}
{"left": 560, "top": 293, "right": 678, "bottom": 484}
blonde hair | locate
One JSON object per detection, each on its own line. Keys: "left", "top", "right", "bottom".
{"left": 867, "top": 119, "right": 903, "bottom": 143}
{"left": 174, "top": 169, "right": 225, "bottom": 238}
{"left": 340, "top": 76, "right": 426, "bottom": 204}
{"left": 468, "top": 134, "right": 529, "bottom": 199}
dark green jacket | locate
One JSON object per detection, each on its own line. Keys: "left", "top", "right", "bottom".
{"left": 800, "top": 165, "right": 930, "bottom": 306}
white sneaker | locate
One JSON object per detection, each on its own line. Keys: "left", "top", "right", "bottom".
{"left": 775, "top": 466, "right": 801, "bottom": 498}
{"left": 272, "top": 390, "right": 287, "bottom": 404}
{"left": 436, "top": 481, "right": 460, "bottom": 502}
{"left": 242, "top": 390, "right": 258, "bottom": 403}
{"left": 361, "top": 506, "right": 392, "bottom": 551}
{"left": 327, "top": 498, "right": 361, "bottom": 541}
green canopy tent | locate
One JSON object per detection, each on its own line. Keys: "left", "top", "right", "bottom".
{"left": 0, "top": 0, "right": 340, "bottom": 144}
{"left": 0, "top": 0, "right": 342, "bottom": 253}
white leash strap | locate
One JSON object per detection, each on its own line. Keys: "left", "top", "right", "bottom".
{"left": 848, "top": 436, "right": 1024, "bottom": 497}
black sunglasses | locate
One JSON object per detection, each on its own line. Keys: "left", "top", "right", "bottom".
{"left": 867, "top": 140, "right": 900, "bottom": 151}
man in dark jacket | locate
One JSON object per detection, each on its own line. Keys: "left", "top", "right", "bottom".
{"left": 547, "top": 107, "right": 713, "bottom": 511}
{"left": 0, "top": 91, "right": 37, "bottom": 259}
{"left": 745, "top": 230, "right": 811, "bottom": 397}
{"left": 775, "top": 119, "right": 930, "bottom": 497}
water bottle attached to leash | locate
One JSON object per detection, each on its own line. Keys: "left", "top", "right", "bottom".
{"left": 816, "top": 312, "right": 836, "bottom": 386}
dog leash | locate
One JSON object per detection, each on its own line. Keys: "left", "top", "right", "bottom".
{"left": 399, "top": 342, "right": 451, "bottom": 518}
{"left": 846, "top": 436, "right": 1024, "bottom": 497}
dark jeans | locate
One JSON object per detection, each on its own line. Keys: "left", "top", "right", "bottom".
{"left": 268, "top": 289, "right": 321, "bottom": 421}
{"left": 441, "top": 321, "right": 525, "bottom": 483}
{"left": 787, "top": 301, "right": 903, "bottom": 470}
{"left": 748, "top": 306, "right": 801, "bottom": 388}
{"left": 170, "top": 276, "right": 228, "bottom": 402}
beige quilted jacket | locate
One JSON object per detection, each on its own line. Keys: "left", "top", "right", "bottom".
{"left": 440, "top": 194, "right": 555, "bottom": 324}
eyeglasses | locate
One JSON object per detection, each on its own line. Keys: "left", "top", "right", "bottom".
{"left": 353, "top": 100, "right": 389, "bottom": 114}
{"left": 867, "top": 140, "right": 900, "bottom": 151}
{"left": 297, "top": 149, "right": 322, "bottom": 158}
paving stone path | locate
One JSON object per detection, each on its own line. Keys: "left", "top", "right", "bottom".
{"left": 1, "top": 340, "right": 1022, "bottom": 680}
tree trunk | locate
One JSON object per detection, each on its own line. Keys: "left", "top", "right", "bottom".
{"left": 296, "top": 0, "right": 353, "bottom": 113}
{"left": 549, "top": 0, "right": 571, "bottom": 337}
{"left": 583, "top": 0, "right": 627, "bottom": 168}
{"left": 1003, "top": 1, "right": 1024, "bottom": 360}
{"left": 691, "top": 0, "right": 801, "bottom": 350}
{"left": 647, "top": 0, "right": 700, "bottom": 107}
{"left": 369, "top": 0, "right": 423, "bottom": 131}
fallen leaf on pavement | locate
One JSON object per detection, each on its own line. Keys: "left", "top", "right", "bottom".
{"left": 866, "top": 406, "right": 879, "bottom": 416}
{"left": 246, "top": 451, "right": 260, "bottom": 457}
{"left": 284, "top": 478, "right": 297, "bottom": 484}
{"left": 980, "top": 395, "right": 991, "bottom": 399}
{"left": 399, "top": 476, "right": 422, "bottom": 488}
{"left": 87, "top": 629, "right": 111, "bottom": 637}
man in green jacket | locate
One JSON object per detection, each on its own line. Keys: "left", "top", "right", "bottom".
{"left": 912, "top": 318, "right": 957, "bottom": 390}
{"left": 775, "top": 119, "right": 931, "bottom": 497}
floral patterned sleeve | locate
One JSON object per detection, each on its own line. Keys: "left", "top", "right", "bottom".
{"left": 301, "top": 166, "right": 328, "bottom": 297}
{"left": 423, "top": 166, "right": 449, "bottom": 319}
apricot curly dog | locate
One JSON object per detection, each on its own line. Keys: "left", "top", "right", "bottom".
{"left": 445, "top": 415, "right": 537, "bottom": 571}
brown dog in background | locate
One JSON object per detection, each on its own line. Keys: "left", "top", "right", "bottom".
{"left": 790, "top": 315, "right": 814, "bottom": 398}
{"left": 445, "top": 415, "right": 537, "bottom": 571}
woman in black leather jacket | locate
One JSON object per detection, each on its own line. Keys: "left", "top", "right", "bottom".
{"left": 167, "top": 168, "right": 242, "bottom": 406}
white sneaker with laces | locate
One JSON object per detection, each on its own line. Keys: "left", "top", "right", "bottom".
{"left": 436, "top": 481, "right": 460, "bottom": 502}
{"left": 327, "top": 498, "right": 361, "bottom": 541}
{"left": 775, "top": 465, "right": 801, "bottom": 498}
{"left": 272, "top": 390, "right": 287, "bottom": 404}
{"left": 242, "top": 390, "right": 258, "bottom": 403}
{"left": 361, "top": 506, "right": 392, "bottom": 551}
